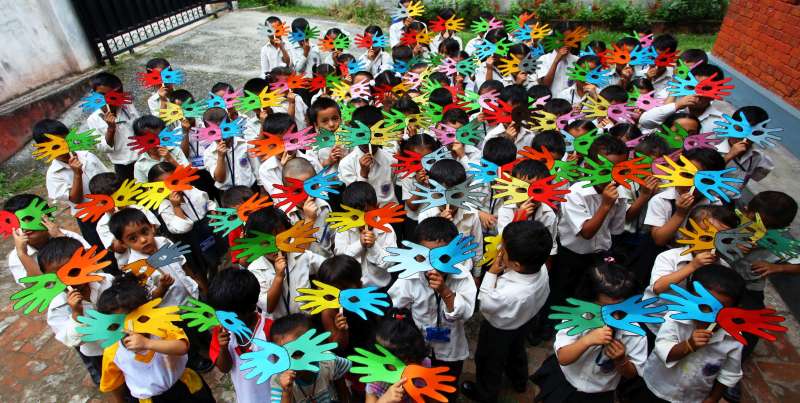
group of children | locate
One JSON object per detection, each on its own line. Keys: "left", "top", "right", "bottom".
{"left": 5, "top": 2, "right": 800, "bottom": 402}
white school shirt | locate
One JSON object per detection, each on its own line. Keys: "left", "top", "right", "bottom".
{"left": 649, "top": 67, "right": 674, "bottom": 99}
{"left": 46, "top": 273, "right": 113, "bottom": 356}
{"left": 96, "top": 205, "right": 161, "bottom": 263}
{"left": 643, "top": 317, "right": 743, "bottom": 403}
{"left": 474, "top": 63, "right": 513, "bottom": 90}
{"left": 536, "top": 50, "right": 579, "bottom": 97}
{"left": 147, "top": 92, "right": 162, "bottom": 116}
{"left": 110, "top": 335, "right": 188, "bottom": 399}
{"left": 430, "top": 33, "right": 463, "bottom": 55}
{"left": 88, "top": 105, "right": 141, "bottom": 165}
{"left": 133, "top": 148, "right": 190, "bottom": 183}
{"left": 418, "top": 207, "right": 483, "bottom": 273}
{"left": 464, "top": 37, "right": 483, "bottom": 55}
{"left": 558, "top": 181, "right": 628, "bottom": 254}
{"left": 269, "top": 357, "right": 351, "bottom": 403}
{"left": 389, "top": 22, "right": 405, "bottom": 48}
{"left": 358, "top": 50, "right": 393, "bottom": 76}
{"left": 554, "top": 327, "right": 647, "bottom": 393}
{"left": 46, "top": 150, "right": 111, "bottom": 215}
{"left": 224, "top": 312, "right": 272, "bottom": 403}
{"left": 399, "top": 175, "right": 422, "bottom": 221}
{"left": 479, "top": 268, "right": 549, "bottom": 330}
{"left": 289, "top": 44, "right": 321, "bottom": 77}
{"left": 339, "top": 147, "right": 397, "bottom": 204}
{"left": 128, "top": 237, "right": 199, "bottom": 307}
{"left": 643, "top": 245, "right": 693, "bottom": 333}
{"left": 638, "top": 100, "right": 735, "bottom": 134}
{"left": 643, "top": 187, "right": 713, "bottom": 229}
{"left": 714, "top": 140, "right": 774, "bottom": 197}
{"left": 6, "top": 229, "right": 88, "bottom": 285}
{"left": 388, "top": 268, "right": 477, "bottom": 361}
{"left": 203, "top": 138, "right": 259, "bottom": 190}
{"left": 485, "top": 124, "right": 535, "bottom": 151}
{"left": 247, "top": 251, "right": 325, "bottom": 318}
{"left": 157, "top": 187, "right": 217, "bottom": 234}
{"left": 334, "top": 226, "right": 397, "bottom": 287}
{"left": 617, "top": 183, "right": 647, "bottom": 234}
{"left": 260, "top": 42, "right": 287, "bottom": 77}
{"left": 257, "top": 152, "right": 323, "bottom": 195}
{"left": 555, "top": 86, "right": 586, "bottom": 109}
{"left": 496, "top": 203, "right": 559, "bottom": 255}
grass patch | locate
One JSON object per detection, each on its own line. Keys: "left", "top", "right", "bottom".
{"left": 586, "top": 30, "right": 717, "bottom": 51}
{"left": 244, "top": 1, "right": 389, "bottom": 26}
{"left": 0, "top": 171, "right": 45, "bottom": 200}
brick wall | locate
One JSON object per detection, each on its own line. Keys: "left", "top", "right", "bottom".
{"left": 712, "top": 0, "right": 800, "bottom": 109}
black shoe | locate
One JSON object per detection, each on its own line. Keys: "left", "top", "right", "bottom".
{"left": 189, "top": 357, "right": 214, "bottom": 373}
{"left": 461, "top": 381, "right": 483, "bottom": 402}
{"left": 723, "top": 383, "right": 741, "bottom": 403}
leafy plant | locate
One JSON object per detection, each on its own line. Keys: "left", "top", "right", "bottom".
{"left": 0, "top": 171, "right": 45, "bottom": 199}
{"left": 654, "top": 0, "right": 728, "bottom": 22}
{"left": 239, "top": 0, "right": 293, "bottom": 8}
{"left": 623, "top": 5, "right": 650, "bottom": 30}
{"left": 574, "top": 6, "right": 595, "bottom": 23}
{"left": 423, "top": 0, "right": 498, "bottom": 25}
{"left": 598, "top": 0, "right": 630, "bottom": 26}
{"left": 330, "top": 0, "right": 390, "bottom": 26}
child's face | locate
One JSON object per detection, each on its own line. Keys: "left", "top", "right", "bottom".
{"left": 596, "top": 293, "right": 623, "bottom": 306}
{"left": 314, "top": 107, "right": 342, "bottom": 133}
{"left": 120, "top": 222, "right": 158, "bottom": 255}
{"left": 569, "top": 126, "right": 591, "bottom": 138}
{"left": 420, "top": 239, "right": 447, "bottom": 249}
{"left": 672, "top": 118, "right": 699, "bottom": 135}
{"left": 709, "top": 289, "right": 736, "bottom": 308}
{"left": 26, "top": 229, "right": 50, "bottom": 249}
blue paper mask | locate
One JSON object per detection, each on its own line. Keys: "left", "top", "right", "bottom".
{"left": 660, "top": 282, "right": 723, "bottom": 323}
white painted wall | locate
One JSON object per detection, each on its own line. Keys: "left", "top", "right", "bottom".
{"left": 0, "top": 0, "right": 96, "bottom": 104}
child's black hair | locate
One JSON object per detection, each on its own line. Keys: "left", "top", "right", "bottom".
{"left": 437, "top": 7, "right": 456, "bottom": 20}
{"left": 608, "top": 123, "right": 642, "bottom": 141}
{"left": 243, "top": 77, "right": 269, "bottom": 95}
{"left": 664, "top": 112, "right": 700, "bottom": 133}
{"left": 733, "top": 106, "right": 769, "bottom": 125}
{"left": 3, "top": 194, "right": 47, "bottom": 213}
{"left": 291, "top": 17, "right": 310, "bottom": 33}
{"left": 652, "top": 34, "right": 678, "bottom": 52}
{"left": 308, "top": 97, "right": 341, "bottom": 126}
{"left": 147, "top": 161, "right": 176, "bottom": 182}
{"left": 690, "top": 264, "right": 746, "bottom": 305}
{"left": 691, "top": 63, "right": 724, "bottom": 80}
{"left": 169, "top": 89, "right": 195, "bottom": 103}
{"left": 269, "top": 313, "right": 313, "bottom": 340}
{"left": 531, "top": 130, "right": 567, "bottom": 157}
{"left": 375, "top": 308, "right": 428, "bottom": 363}
{"left": 132, "top": 115, "right": 166, "bottom": 136}
{"left": 351, "top": 105, "right": 383, "bottom": 128}
{"left": 527, "top": 84, "right": 552, "bottom": 101}
{"left": 32, "top": 119, "right": 69, "bottom": 143}
{"left": 393, "top": 95, "right": 420, "bottom": 114}
{"left": 375, "top": 70, "right": 402, "bottom": 88}
{"left": 262, "top": 112, "right": 295, "bottom": 135}
{"left": 429, "top": 88, "right": 453, "bottom": 107}
{"left": 441, "top": 108, "right": 468, "bottom": 125}
{"left": 628, "top": 77, "right": 654, "bottom": 92}
{"left": 109, "top": 208, "right": 150, "bottom": 240}
{"left": 221, "top": 186, "right": 255, "bottom": 208}
{"left": 89, "top": 72, "right": 123, "bottom": 90}
{"left": 145, "top": 58, "right": 170, "bottom": 71}
{"left": 587, "top": 135, "right": 627, "bottom": 161}
{"left": 317, "top": 255, "right": 362, "bottom": 289}
{"left": 97, "top": 272, "right": 149, "bottom": 314}
{"left": 566, "top": 119, "right": 596, "bottom": 133}
{"left": 598, "top": 85, "right": 628, "bottom": 103}
{"left": 203, "top": 107, "right": 228, "bottom": 125}
{"left": 244, "top": 206, "right": 291, "bottom": 235}
{"left": 580, "top": 258, "right": 637, "bottom": 300}
{"left": 503, "top": 221, "right": 552, "bottom": 273}
{"left": 482, "top": 137, "right": 517, "bottom": 166}
{"left": 511, "top": 159, "right": 549, "bottom": 180}
{"left": 392, "top": 45, "right": 413, "bottom": 61}
{"left": 211, "top": 82, "right": 234, "bottom": 94}
{"left": 499, "top": 84, "right": 528, "bottom": 106}
{"left": 484, "top": 28, "right": 508, "bottom": 43}
{"left": 341, "top": 181, "right": 378, "bottom": 211}
{"left": 575, "top": 54, "right": 601, "bottom": 69}
{"left": 585, "top": 40, "right": 607, "bottom": 53}
{"left": 37, "top": 237, "right": 83, "bottom": 272}
{"left": 313, "top": 63, "right": 336, "bottom": 76}
{"left": 615, "top": 36, "right": 640, "bottom": 50}
{"left": 479, "top": 80, "right": 505, "bottom": 95}
{"left": 207, "top": 268, "right": 261, "bottom": 315}
{"left": 748, "top": 191, "right": 798, "bottom": 229}
{"left": 439, "top": 38, "right": 461, "bottom": 57}
{"left": 543, "top": 98, "right": 572, "bottom": 116}
{"left": 428, "top": 159, "right": 466, "bottom": 187}
{"left": 399, "top": 133, "right": 440, "bottom": 153}
{"left": 688, "top": 204, "right": 739, "bottom": 230}
{"left": 634, "top": 135, "right": 671, "bottom": 156}
{"left": 680, "top": 49, "right": 708, "bottom": 65}
{"left": 508, "top": 43, "right": 530, "bottom": 57}
{"left": 682, "top": 147, "right": 725, "bottom": 171}
{"left": 414, "top": 217, "right": 457, "bottom": 244}
{"left": 89, "top": 172, "right": 122, "bottom": 195}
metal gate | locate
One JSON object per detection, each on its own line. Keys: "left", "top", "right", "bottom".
{"left": 70, "top": 0, "right": 233, "bottom": 65}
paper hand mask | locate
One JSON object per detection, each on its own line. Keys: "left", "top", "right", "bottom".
{"left": 756, "top": 229, "right": 800, "bottom": 261}
{"left": 567, "top": 64, "right": 612, "bottom": 87}
{"left": 231, "top": 220, "right": 318, "bottom": 262}
{"left": 410, "top": 179, "right": 484, "bottom": 212}
{"left": 326, "top": 203, "right": 405, "bottom": 233}
{"left": 14, "top": 198, "right": 56, "bottom": 231}
{"left": 240, "top": 329, "right": 337, "bottom": 384}
{"left": 296, "top": 280, "right": 390, "bottom": 320}
{"left": 577, "top": 156, "right": 651, "bottom": 189}
{"left": 492, "top": 175, "right": 570, "bottom": 209}
{"left": 273, "top": 168, "right": 342, "bottom": 212}
{"left": 33, "top": 129, "right": 100, "bottom": 162}
{"left": 549, "top": 295, "right": 666, "bottom": 336}
{"left": 384, "top": 234, "right": 478, "bottom": 278}
{"left": 655, "top": 155, "right": 743, "bottom": 203}
{"left": 77, "top": 298, "right": 182, "bottom": 348}
{"left": 713, "top": 113, "right": 783, "bottom": 148}
{"left": 208, "top": 193, "right": 273, "bottom": 235}
{"left": 180, "top": 298, "right": 253, "bottom": 340}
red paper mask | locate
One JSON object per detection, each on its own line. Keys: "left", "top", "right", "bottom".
{"left": 272, "top": 178, "right": 308, "bottom": 212}
{"left": 164, "top": 165, "right": 200, "bottom": 192}
{"left": 364, "top": 202, "right": 406, "bottom": 232}
{"left": 392, "top": 150, "right": 423, "bottom": 178}
{"left": 75, "top": 194, "right": 115, "bottom": 223}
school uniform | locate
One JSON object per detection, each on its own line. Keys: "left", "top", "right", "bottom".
{"left": 642, "top": 245, "right": 693, "bottom": 334}
{"left": 203, "top": 138, "right": 259, "bottom": 190}
{"left": 158, "top": 187, "right": 224, "bottom": 276}
{"left": 558, "top": 181, "right": 627, "bottom": 255}
{"left": 472, "top": 267, "right": 550, "bottom": 401}
{"left": 464, "top": 36, "right": 483, "bottom": 56}
{"left": 715, "top": 141, "right": 774, "bottom": 202}
{"left": 643, "top": 187, "right": 713, "bottom": 230}
{"left": 642, "top": 316, "right": 743, "bottom": 403}
{"left": 257, "top": 152, "right": 323, "bottom": 196}
{"left": 96, "top": 206, "right": 161, "bottom": 267}
{"left": 496, "top": 203, "right": 559, "bottom": 255}
{"left": 638, "top": 100, "right": 736, "bottom": 134}
{"left": 485, "top": 124, "right": 535, "bottom": 151}
{"left": 6, "top": 229, "right": 88, "bottom": 285}
{"left": 260, "top": 42, "right": 287, "bottom": 78}
{"left": 555, "top": 86, "right": 587, "bottom": 109}
{"left": 209, "top": 312, "right": 273, "bottom": 403}
{"left": 87, "top": 105, "right": 141, "bottom": 180}
{"left": 357, "top": 50, "right": 393, "bottom": 76}
{"left": 474, "top": 63, "right": 513, "bottom": 91}
{"left": 247, "top": 250, "right": 325, "bottom": 319}
{"left": 430, "top": 33, "right": 463, "bottom": 55}
{"left": 536, "top": 50, "right": 579, "bottom": 98}
{"left": 389, "top": 21, "right": 405, "bottom": 48}
{"left": 269, "top": 356, "right": 351, "bottom": 403}
{"left": 133, "top": 148, "right": 190, "bottom": 183}
{"left": 418, "top": 207, "right": 483, "bottom": 274}
{"left": 339, "top": 147, "right": 397, "bottom": 205}
{"left": 99, "top": 326, "right": 214, "bottom": 402}
{"left": 128, "top": 236, "right": 199, "bottom": 308}
{"left": 289, "top": 43, "right": 321, "bottom": 77}
{"left": 649, "top": 67, "right": 674, "bottom": 99}
{"left": 147, "top": 91, "right": 163, "bottom": 116}
{"left": 334, "top": 226, "right": 397, "bottom": 287}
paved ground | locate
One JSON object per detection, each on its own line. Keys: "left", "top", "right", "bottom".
{"left": 2, "top": 7, "right": 800, "bottom": 403}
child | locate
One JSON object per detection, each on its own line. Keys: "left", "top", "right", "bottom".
{"left": 537, "top": 27, "right": 579, "bottom": 96}
{"left": 462, "top": 221, "right": 553, "bottom": 402}
{"left": 86, "top": 72, "right": 141, "bottom": 181}
{"left": 96, "top": 273, "right": 215, "bottom": 402}
{"left": 388, "top": 217, "right": 477, "bottom": 400}
{"left": 533, "top": 258, "right": 647, "bottom": 403}
{"left": 474, "top": 29, "right": 512, "bottom": 89}
{"left": 715, "top": 106, "right": 775, "bottom": 204}
{"left": 270, "top": 314, "right": 352, "bottom": 402}
{"left": 430, "top": 7, "right": 463, "bottom": 53}
{"left": 398, "top": 133, "right": 442, "bottom": 240}
{"left": 5, "top": 194, "right": 89, "bottom": 284}
{"left": 647, "top": 34, "right": 678, "bottom": 99}
{"left": 389, "top": 0, "right": 414, "bottom": 48}
{"left": 358, "top": 26, "right": 393, "bottom": 76}
{"left": 334, "top": 182, "right": 397, "bottom": 288}
{"left": 220, "top": 186, "right": 255, "bottom": 265}
{"left": 640, "top": 264, "right": 746, "bottom": 403}
{"left": 260, "top": 16, "right": 290, "bottom": 78}
{"left": 315, "top": 255, "right": 365, "bottom": 353}
{"left": 440, "top": 108, "right": 482, "bottom": 169}
{"left": 556, "top": 55, "right": 602, "bottom": 107}
{"left": 485, "top": 85, "right": 535, "bottom": 150}
{"left": 243, "top": 207, "right": 325, "bottom": 318}
{"left": 307, "top": 97, "right": 348, "bottom": 170}
{"left": 202, "top": 108, "right": 259, "bottom": 190}
{"left": 339, "top": 106, "right": 397, "bottom": 205}
{"left": 132, "top": 115, "right": 189, "bottom": 183}
{"left": 477, "top": 137, "right": 518, "bottom": 233}
{"left": 34, "top": 118, "right": 110, "bottom": 248}
{"left": 41, "top": 237, "right": 113, "bottom": 386}
{"left": 257, "top": 112, "right": 322, "bottom": 195}
{"left": 288, "top": 18, "right": 321, "bottom": 77}
{"left": 417, "top": 160, "right": 484, "bottom": 276}
{"left": 145, "top": 57, "right": 174, "bottom": 116}
{"left": 208, "top": 268, "right": 272, "bottom": 403}
{"left": 280, "top": 158, "right": 334, "bottom": 252}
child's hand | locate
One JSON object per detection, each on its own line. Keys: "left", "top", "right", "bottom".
{"left": 752, "top": 261, "right": 783, "bottom": 277}
{"left": 111, "top": 239, "right": 128, "bottom": 254}
{"left": 426, "top": 270, "right": 450, "bottom": 294}
{"left": 181, "top": 118, "right": 193, "bottom": 132}
{"left": 155, "top": 273, "right": 175, "bottom": 297}
{"left": 103, "top": 111, "right": 117, "bottom": 127}
{"left": 335, "top": 309, "right": 349, "bottom": 330}
{"left": 584, "top": 326, "right": 613, "bottom": 346}
{"left": 279, "top": 370, "right": 296, "bottom": 391}
{"left": 675, "top": 192, "right": 695, "bottom": 213}
{"left": 359, "top": 153, "right": 374, "bottom": 176}
{"left": 68, "top": 154, "right": 83, "bottom": 173}
{"left": 168, "top": 191, "right": 183, "bottom": 207}
{"left": 478, "top": 211, "right": 497, "bottom": 229}
{"left": 378, "top": 378, "right": 407, "bottom": 403}
{"left": 451, "top": 141, "right": 465, "bottom": 159}
{"left": 690, "top": 251, "right": 717, "bottom": 269}
{"left": 274, "top": 252, "right": 287, "bottom": 277}
{"left": 439, "top": 206, "right": 454, "bottom": 221}
{"left": 279, "top": 150, "right": 292, "bottom": 166}
{"left": 67, "top": 288, "right": 84, "bottom": 316}
{"left": 520, "top": 198, "right": 539, "bottom": 217}
{"left": 42, "top": 217, "right": 64, "bottom": 238}
{"left": 566, "top": 152, "right": 580, "bottom": 162}
{"left": 603, "top": 339, "right": 626, "bottom": 360}
{"left": 555, "top": 46, "right": 570, "bottom": 62}
{"left": 287, "top": 90, "right": 296, "bottom": 104}
{"left": 123, "top": 332, "right": 151, "bottom": 352}
{"left": 620, "top": 65, "right": 634, "bottom": 80}
{"left": 215, "top": 140, "right": 229, "bottom": 157}
{"left": 217, "top": 328, "right": 231, "bottom": 349}
{"left": 12, "top": 228, "right": 29, "bottom": 252}
{"left": 583, "top": 84, "right": 598, "bottom": 98}
{"left": 302, "top": 197, "right": 319, "bottom": 223}
{"left": 640, "top": 175, "right": 660, "bottom": 197}
{"left": 329, "top": 145, "right": 345, "bottom": 164}
{"left": 485, "top": 56, "right": 496, "bottom": 66}
{"left": 504, "top": 124, "right": 518, "bottom": 140}
{"left": 726, "top": 140, "right": 749, "bottom": 160}
{"left": 360, "top": 228, "right": 375, "bottom": 248}
{"left": 367, "top": 48, "right": 377, "bottom": 60}
{"left": 689, "top": 329, "right": 712, "bottom": 350}
{"left": 601, "top": 182, "right": 619, "bottom": 206}
{"left": 598, "top": 117, "right": 614, "bottom": 128}
{"left": 675, "top": 95, "right": 700, "bottom": 110}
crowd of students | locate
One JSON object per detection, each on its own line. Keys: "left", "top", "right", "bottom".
{"left": 5, "top": 1, "right": 799, "bottom": 402}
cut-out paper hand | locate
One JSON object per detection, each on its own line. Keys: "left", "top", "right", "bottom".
{"left": 403, "top": 365, "right": 457, "bottom": 403}
{"left": 179, "top": 298, "right": 220, "bottom": 332}
{"left": 676, "top": 218, "right": 718, "bottom": 255}
{"left": 601, "top": 295, "right": 666, "bottom": 336}
{"left": 527, "top": 176, "right": 570, "bottom": 208}
{"left": 326, "top": 205, "right": 366, "bottom": 232}
{"left": 56, "top": 246, "right": 109, "bottom": 285}
{"left": 429, "top": 234, "right": 477, "bottom": 275}
{"left": 339, "top": 287, "right": 390, "bottom": 319}
{"left": 275, "top": 220, "right": 317, "bottom": 253}
{"left": 163, "top": 165, "right": 199, "bottom": 192}
{"left": 612, "top": 157, "right": 651, "bottom": 189}
{"left": 65, "top": 128, "right": 100, "bottom": 152}
{"left": 654, "top": 155, "right": 698, "bottom": 188}
{"left": 231, "top": 231, "right": 278, "bottom": 263}
{"left": 392, "top": 150, "right": 423, "bottom": 178}
{"left": 32, "top": 134, "right": 69, "bottom": 162}
{"left": 549, "top": 298, "right": 605, "bottom": 336}
{"left": 158, "top": 127, "right": 183, "bottom": 147}
{"left": 757, "top": 229, "right": 800, "bottom": 261}
{"left": 304, "top": 167, "right": 342, "bottom": 199}
{"left": 492, "top": 176, "right": 531, "bottom": 204}
{"left": 248, "top": 135, "right": 286, "bottom": 160}
{"left": 208, "top": 208, "right": 245, "bottom": 236}
{"left": 572, "top": 128, "right": 602, "bottom": 156}
{"left": 348, "top": 344, "right": 406, "bottom": 383}
{"left": 10, "top": 273, "right": 67, "bottom": 314}
{"left": 76, "top": 310, "right": 127, "bottom": 347}
{"left": 467, "top": 159, "right": 501, "bottom": 185}
{"left": 456, "top": 119, "right": 483, "bottom": 146}
{"left": 479, "top": 234, "right": 502, "bottom": 266}
{"left": 283, "top": 328, "right": 337, "bottom": 371}
{"left": 136, "top": 181, "right": 170, "bottom": 210}
{"left": 660, "top": 282, "right": 723, "bottom": 323}
{"left": 338, "top": 121, "right": 372, "bottom": 147}
{"left": 296, "top": 281, "right": 342, "bottom": 314}
{"left": 385, "top": 241, "right": 436, "bottom": 278}
{"left": 240, "top": 338, "right": 291, "bottom": 384}
{"left": 15, "top": 198, "right": 56, "bottom": 231}
{"left": 364, "top": 203, "right": 405, "bottom": 232}
{"left": 716, "top": 308, "right": 787, "bottom": 344}
{"left": 76, "top": 194, "right": 115, "bottom": 222}
{"left": 283, "top": 127, "right": 316, "bottom": 152}
{"left": 693, "top": 168, "right": 743, "bottom": 203}
{"left": 126, "top": 298, "right": 181, "bottom": 336}
{"left": 216, "top": 310, "right": 254, "bottom": 341}
{"left": 410, "top": 179, "right": 448, "bottom": 211}
{"left": 714, "top": 228, "right": 754, "bottom": 263}
{"left": 147, "top": 242, "right": 190, "bottom": 268}
{"left": 273, "top": 178, "right": 308, "bottom": 212}
{"left": 0, "top": 210, "right": 20, "bottom": 238}
{"left": 128, "top": 132, "right": 161, "bottom": 154}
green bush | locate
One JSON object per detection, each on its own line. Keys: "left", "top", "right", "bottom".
{"left": 423, "top": 0, "right": 498, "bottom": 25}
{"left": 574, "top": 6, "right": 595, "bottom": 23}
{"left": 598, "top": 0, "right": 629, "bottom": 26}
{"left": 653, "top": 0, "right": 728, "bottom": 22}
{"left": 330, "top": 0, "right": 389, "bottom": 26}
{"left": 623, "top": 5, "right": 650, "bottom": 30}
{"left": 238, "top": 0, "right": 292, "bottom": 8}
